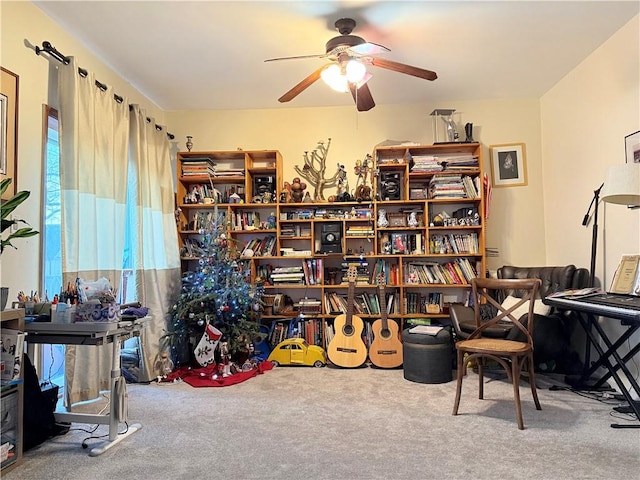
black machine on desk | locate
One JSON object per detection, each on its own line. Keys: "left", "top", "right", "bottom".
{"left": 544, "top": 292, "right": 640, "bottom": 429}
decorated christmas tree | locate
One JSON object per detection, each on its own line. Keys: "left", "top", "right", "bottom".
{"left": 169, "top": 207, "right": 264, "bottom": 367}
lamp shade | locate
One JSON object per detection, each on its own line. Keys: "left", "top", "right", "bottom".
{"left": 601, "top": 163, "right": 640, "bottom": 206}
{"left": 320, "top": 64, "right": 348, "bottom": 92}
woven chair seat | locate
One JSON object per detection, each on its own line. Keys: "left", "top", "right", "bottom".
{"left": 457, "top": 338, "right": 532, "bottom": 355}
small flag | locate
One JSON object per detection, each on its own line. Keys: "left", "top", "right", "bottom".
{"left": 483, "top": 173, "right": 492, "bottom": 219}
{"left": 194, "top": 323, "right": 222, "bottom": 367}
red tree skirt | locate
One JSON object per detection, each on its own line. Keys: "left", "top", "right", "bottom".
{"left": 162, "top": 361, "right": 273, "bottom": 387}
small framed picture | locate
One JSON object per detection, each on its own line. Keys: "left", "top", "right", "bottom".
{"left": 625, "top": 130, "right": 640, "bottom": 163}
{"left": 388, "top": 213, "right": 406, "bottom": 227}
{"left": 489, "top": 143, "right": 527, "bottom": 188}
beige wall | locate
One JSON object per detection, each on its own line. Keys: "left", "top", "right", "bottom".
{"left": 0, "top": 1, "right": 165, "bottom": 297}
{"left": 1, "top": 4, "right": 637, "bottom": 319}
{"left": 541, "top": 14, "right": 640, "bottom": 288}
{"left": 541, "top": 14, "right": 640, "bottom": 397}
{"left": 167, "top": 98, "right": 546, "bottom": 271}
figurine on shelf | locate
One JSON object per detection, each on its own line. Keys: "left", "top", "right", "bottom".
{"left": 407, "top": 211, "right": 419, "bottom": 227}
{"left": 377, "top": 209, "right": 389, "bottom": 228}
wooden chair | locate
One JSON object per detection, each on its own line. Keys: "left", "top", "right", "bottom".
{"left": 452, "top": 277, "right": 543, "bottom": 429}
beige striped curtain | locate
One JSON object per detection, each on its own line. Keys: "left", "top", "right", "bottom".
{"left": 128, "top": 105, "right": 181, "bottom": 382}
{"left": 58, "top": 58, "right": 129, "bottom": 404}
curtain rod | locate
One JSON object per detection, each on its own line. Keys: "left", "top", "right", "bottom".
{"left": 35, "top": 41, "right": 175, "bottom": 140}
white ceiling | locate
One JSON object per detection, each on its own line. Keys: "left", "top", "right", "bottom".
{"left": 33, "top": 1, "right": 639, "bottom": 112}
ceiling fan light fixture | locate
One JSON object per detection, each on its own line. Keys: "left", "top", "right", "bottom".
{"left": 345, "top": 59, "right": 366, "bottom": 83}
{"left": 321, "top": 64, "right": 349, "bottom": 92}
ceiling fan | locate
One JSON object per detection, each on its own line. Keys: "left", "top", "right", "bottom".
{"left": 265, "top": 18, "right": 437, "bottom": 112}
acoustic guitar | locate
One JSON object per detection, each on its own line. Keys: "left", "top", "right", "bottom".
{"left": 369, "top": 273, "right": 403, "bottom": 368}
{"left": 327, "top": 265, "right": 368, "bottom": 368}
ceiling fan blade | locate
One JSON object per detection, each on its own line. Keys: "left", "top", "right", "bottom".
{"left": 349, "top": 82, "right": 375, "bottom": 112}
{"left": 265, "top": 53, "right": 328, "bottom": 62}
{"left": 349, "top": 42, "right": 390, "bottom": 56}
{"left": 278, "top": 66, "right": 326, "bottom": 103}
{"left": 371, "top": 57, "right": 437, "bottom": 81}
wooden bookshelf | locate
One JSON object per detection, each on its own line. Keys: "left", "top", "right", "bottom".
{"left": 176, "top": 143, "right": 486, "bottom": 350}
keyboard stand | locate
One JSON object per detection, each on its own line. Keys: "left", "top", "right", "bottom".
{"left": 544, "top": 296, "right": 640, "bottom": 429}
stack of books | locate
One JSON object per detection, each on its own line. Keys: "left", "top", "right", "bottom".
{"left": 180, "top": 157, "right": 216, "bottom": 176}
{"left": 429, "top": 173, "right": 465, "bottom": 199}
{"left": 410, "top": 155, "right": 443, "bottom": 173}
{"left": 270, "top": 266, "right": 305, "bottom": 284}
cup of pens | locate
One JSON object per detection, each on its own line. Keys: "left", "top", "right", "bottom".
{"left": 24, "top": 301, "right": 35, "bottom": 315}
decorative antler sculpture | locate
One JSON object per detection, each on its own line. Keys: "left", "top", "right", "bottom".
{"left": 294, "top": 138, "right": 341, "bottom": 201}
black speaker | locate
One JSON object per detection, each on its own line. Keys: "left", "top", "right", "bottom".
{"left": 380, "top": 172, "right": 401, "bottom": 200}
{"left": 253, "top": 175, "right": 275, "bottom": 197}
{"left": 320, "top": 222, "right": 342, "bottom": 254}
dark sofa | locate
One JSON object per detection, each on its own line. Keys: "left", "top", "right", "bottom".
{"left": 449, "top": 264, "right": 589, "bottom": 373}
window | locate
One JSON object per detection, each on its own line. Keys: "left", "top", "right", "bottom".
{"left": 41, "top": 106, "right": 64, "bottom": 387}
{"left": 42, "top": 107, "right": 61, "bottom": 300}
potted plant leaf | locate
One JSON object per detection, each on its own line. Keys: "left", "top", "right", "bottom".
{"left": 1, "top": 178, "right": 39, "bottom": 310}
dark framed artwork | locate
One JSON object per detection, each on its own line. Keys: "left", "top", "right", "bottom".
{"left": 0, "top": 67, "right": 19, "bottom": 200}
{"left": 625, "top": 130, "right": 640, "bottom": 164}
{"left": 489, "top": 143, "right": 527, "bottom": 188}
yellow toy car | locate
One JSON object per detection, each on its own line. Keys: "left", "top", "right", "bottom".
{"left": 268, "top": 338, "right": 326, "bottom": 367}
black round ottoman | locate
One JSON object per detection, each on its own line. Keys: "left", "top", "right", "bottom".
{"left": 402, "top": 328, "right": 453, "bottom": 384}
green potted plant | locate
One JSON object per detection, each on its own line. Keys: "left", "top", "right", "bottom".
{"left": 1, "top": 178, "right": 39, "bottom": 310}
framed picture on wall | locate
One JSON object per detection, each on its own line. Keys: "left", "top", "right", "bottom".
{"left": 489, "top": 143, "right": 527, "bottom": 188}
{"left": 625, "top": 130, "right": 640, "bottom": 164}
{"left": 0, "top": 67, "right": 19, "bottom": 200}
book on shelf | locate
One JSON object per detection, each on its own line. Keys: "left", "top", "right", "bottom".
{"left": 1, "top": 328, "right": 25, "bottom": 383}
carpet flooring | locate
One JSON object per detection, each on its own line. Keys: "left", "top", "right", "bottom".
{"left": 4, "top": 366, "right": 639, "bottom": 480}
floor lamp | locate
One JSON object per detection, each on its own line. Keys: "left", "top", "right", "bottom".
{"left": 583, "top": 163, "right": 640, "bottom": 287}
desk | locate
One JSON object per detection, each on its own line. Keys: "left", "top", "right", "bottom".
{"left": 25, "top": 318, "right": 147, "bottom": 455}
{"left": 544, "top": 296, "right": 640, "bottom": 429}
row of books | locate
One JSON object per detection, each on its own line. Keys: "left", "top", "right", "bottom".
{"left": 405, "top": 292, "right": 443, "bottom": 314}
{"left": 267, "top": 318, "right": 323, "bottom": 347}
{"left": 279, "top": 247, "right": 313, "bottom": 257}
{"left": 346, "top": 225, "right": 375, "bottom": 236}
{"left": 405, "top": 258, "right": 478, "bottom": 285}
{"left": 279, "top": 224, "right": 311, "bottom": 238}
{"left": 428, "top": 174, "right": 479, "bottom": 199}
{"left": 370, "top": 258, "right": 401, "bottom": 285}
{"left": 241, "top": 235, "right": 277, "bottom": 257}
{"left": 323, "top": 291, "right": 400, "bottom": 316}
{"left": 261, "top": 258, "right": 324, "bottom": 285}
{"left": 302, "top": 258, "right": 323, "bottom": 285}
{"left": 232, "top": 210, "right": 275, "bottom": 231}
{"left": 429, "top": 233, "right": 479, "bottom": 254}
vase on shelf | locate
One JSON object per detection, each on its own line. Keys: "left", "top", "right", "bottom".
{"left": 186, "top": 136, "right": 193, "bottom": 152}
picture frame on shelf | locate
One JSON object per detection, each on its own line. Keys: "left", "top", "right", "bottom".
{"left": 489, "top": 143, "right": 527, "bottom": 188}
{"left": 0, "top": 67, "right": 18, "bottom": 200}
{"left": 625, "top": 130, "right": 640, "bottom": 164}
{"left": 390, "top": 233, "right": 407, "bottom": 254}
{"left": 388, "top": 213, "right": 406, "bottom": 227}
